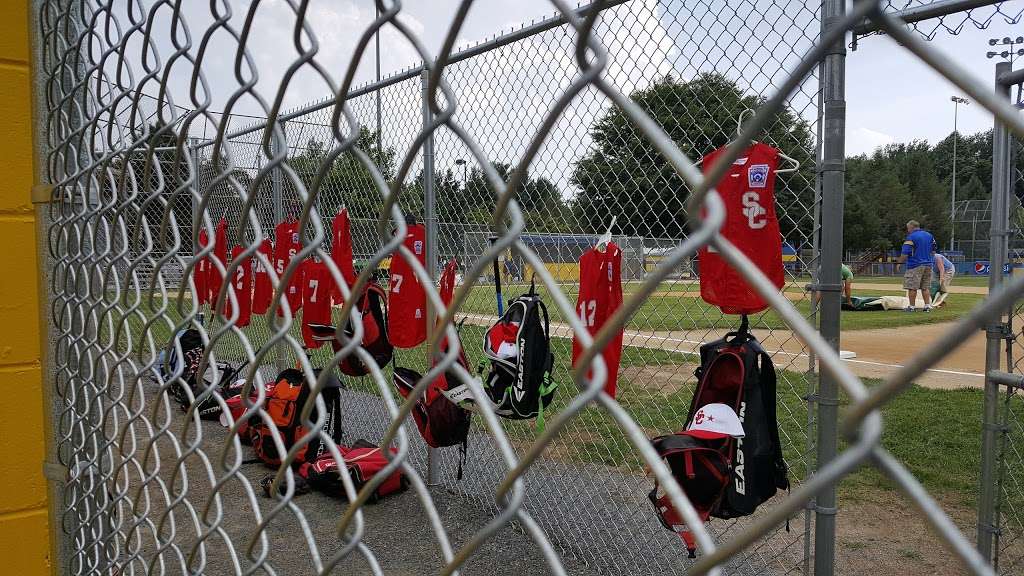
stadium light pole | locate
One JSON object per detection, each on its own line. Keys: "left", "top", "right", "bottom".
{"left": 950, "top": 95, "right": 969, "bottom": 252}
{"left": 455, "top": 158, "right": 467, "bottom": 189}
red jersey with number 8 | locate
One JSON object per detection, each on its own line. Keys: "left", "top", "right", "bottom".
{"left": 698, "top": 142, "right": 784, "bottom": 315}
{"left": 572, "top": 243, "right": 624, "bottom": 398}
{"left": 388, "top": 223, "right": 427, "bottom": 348}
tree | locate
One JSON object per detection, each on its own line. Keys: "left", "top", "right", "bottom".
{"left": 571, "top": 73, "right": 815, "bottom": 241}
{"left": 289, "top": 127, "right": 397, "bottom": 220}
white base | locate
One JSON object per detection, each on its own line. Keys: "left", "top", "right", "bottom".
{"left": 839, "top": 350, "right": 857, "bottom": 359}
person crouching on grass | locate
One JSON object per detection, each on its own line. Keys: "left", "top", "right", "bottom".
{"left": 896, "top": 220, "right": 936, "bottom": 312}
{"left": 931, "top": 251, "right": 955, "bottom": 308}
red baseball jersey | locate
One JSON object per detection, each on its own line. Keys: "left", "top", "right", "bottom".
{"left": 274, "top": 219, "right": 303, "bottom": 317}
{"left": 331, "top": 208, "right": 357, "bottom": 288}
{"left": 195, "top": 228, "right": 211, "bottom": 305}
{"left": 697, "top": 142, "right": 785, "bottom": 315}
{"left": 300, "top": 259, "right": 338, "bottom": 349}
{"left": 572, "top": 243, "right": 624, "bottom": 398}
{"left": 388, "top": 223, "right": 427, "bottom": 348}
{"left": 209, "top": 218, "right": 228, "bottom": 311}
{"left": 225, "top": 245, "right": 252, "bottom": 327}
{"left": 252, "top": 238, "right": 273, "bottom": 315}
{"left": 439, "top": 258, "right": 457, "bottom": 309}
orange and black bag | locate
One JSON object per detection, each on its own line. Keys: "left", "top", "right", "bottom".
{"left": 250, "top": 368, "right": 343, "bottom": 468}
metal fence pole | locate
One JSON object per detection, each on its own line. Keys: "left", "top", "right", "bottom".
{"left": 421, "top": 69, "right": 441, "bottom": 486}
{"left": 814, "top": 0, "right": 846, "bottom": 573}
{"left": 978, "top": 59, "right": 1012, "bottom": 562}
{"left": 272, "top": 121, "right": 288, "bottom": 372}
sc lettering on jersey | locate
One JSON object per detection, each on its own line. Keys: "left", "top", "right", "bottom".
{"left": 741, "top": 191, "right": 767, "bottom": 230}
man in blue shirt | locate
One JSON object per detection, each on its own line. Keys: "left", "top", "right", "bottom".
{"left": 897, "top": 220, "right": 936, "bottom": 311}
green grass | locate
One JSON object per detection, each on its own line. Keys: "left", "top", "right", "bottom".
{"left": 461, "top": 282, "right": 985, "bottom": 332}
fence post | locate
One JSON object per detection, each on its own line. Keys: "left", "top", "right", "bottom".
{"left": 978, "top": 59, "right": 1012, "bottom": 563}
{"left": 421, "top": 70, "right": 441, "bottom": 486}
{"left": 814, "top": 0, "right": 846, "bottom": 573}
{"left": 272, "top": 121, "right": 288, "bottom": 372}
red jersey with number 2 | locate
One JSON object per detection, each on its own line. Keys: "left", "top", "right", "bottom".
{"left": 388, "top": 223, "right": 427, "bottom": 348}
{"left": 698, "top": 142, "right": 784, "bottom": 315}
{"left": 225, "top": 245, "right": 252, "bottom": 327}
{"left": 572, "top": 243, "right": 624, "bottom": 398}
{"left": 252, "top": 239, "right": 273, "bottom": 315}
{"left": 301, "top": 259, "right": 338, "bottom": 349}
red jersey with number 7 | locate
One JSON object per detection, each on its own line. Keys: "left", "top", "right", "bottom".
{"left": 388, "top": 223, "right": 427, "bottom": 348}
{"left": 225, "top": 245, "right": 252, "bottom": 327}
{"left": 301, "top": 259, "right": 338, "bottom": 349}
{"left": 698, "top": 142, "right": 784, "bottom": 315}
{"left": 252, "top": 239, "right": 273, "bottom": 315}
{"left": 572, "top": 243, "right": 624, "bottom": 398}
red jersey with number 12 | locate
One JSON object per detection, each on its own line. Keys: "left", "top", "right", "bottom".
{"left": 301, "top": 259, "right": 338, "bottom": 349}
{"left": 226, "top": 245, "right": 252, "bottom": 327}
{"left": 698, "top": 142, "right": 784, "bottom": 315}
{"left": 388, "top": 223, "right": 427, "bottom": 348}
{"left": 572, "top": 243, "right": 624, "bottom": 398}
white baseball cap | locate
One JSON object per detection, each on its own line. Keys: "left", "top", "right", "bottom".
{"left": 684, "top": 403, "right": 745, "bottom": 440}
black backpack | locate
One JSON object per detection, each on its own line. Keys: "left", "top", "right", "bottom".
{"left": 480, "top": 283, "right": 556, "bottom": 425}
{"left": 249, "top": 368, "right": 344, "bottom": 468}
{"left": 689, "top": 325, "right": 789, "bottom": 519}
{"left": 164, "top": 328, "right": 242, "bottom": 420}
{"left": 308, "top": 283, "right": 393, "bottom": 376}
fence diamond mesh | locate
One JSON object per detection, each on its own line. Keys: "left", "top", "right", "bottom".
{"left": 32, "top": 0, "right": 1024, "bottom": 575}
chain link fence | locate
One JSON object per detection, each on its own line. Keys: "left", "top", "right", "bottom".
{"left": 32, "top": 0, "right": 1024, "bottom": 575}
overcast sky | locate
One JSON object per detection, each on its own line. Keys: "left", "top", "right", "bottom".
{"left": 146, "top": 1, "right": 1023, "bottom": 167}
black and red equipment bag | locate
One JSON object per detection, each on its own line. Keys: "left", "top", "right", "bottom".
{"left": 688, "top": 319, "right": 789, "bottom": 519}
{"left": 299, "top": 439, "right": 406, "bottom": 503}
{"left": 249, "top": 368, "right": 343, "bottom": 468}
{"left": 307, "top": 282, "right": 393, "bottom": 377}
{"left": 648, "top": 432, "right": 732, "bottom": 558}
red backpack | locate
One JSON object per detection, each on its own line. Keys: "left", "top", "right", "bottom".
{"left": 249, "top": 369, "right": 343, "bottom": 468}
{"left": 648, "top": 432, "right": 732, "bottom": 558}
{"left": 393, "top": 332, "right": 472, "bottom": 478}
{"left": 298, "top": 440, "right": 406, "bottom": 503}
{"left": 308, "top": 283, "right": 393, "bottom": 376}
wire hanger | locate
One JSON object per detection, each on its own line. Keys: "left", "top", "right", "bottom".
{"left": 596, "top": 215, "right": 617, "bottom": 253}
{"left": 735, "top": 108, "right": 801, "bottom": 174}
{"left": 698, "top": 109, "right": 803, "bottom": 173}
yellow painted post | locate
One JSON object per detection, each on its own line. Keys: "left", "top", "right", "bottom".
{"left": 0, "top": 3, "right": 50, "bottom": 575}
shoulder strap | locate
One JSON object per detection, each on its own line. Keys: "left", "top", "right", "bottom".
{"left": 757, "top": 347, "right": 788, "bottom": 489}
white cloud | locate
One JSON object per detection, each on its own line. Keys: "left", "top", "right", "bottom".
{"left": 847, "top": 126, "right": 896, "bottom": 156}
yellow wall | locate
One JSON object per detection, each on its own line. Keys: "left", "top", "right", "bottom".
{"left": 0, "top": 4, "right": 49, "bottom": 574}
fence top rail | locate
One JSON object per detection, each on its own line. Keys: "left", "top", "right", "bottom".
{"left": 188, "top": 0, "right": 629, "bottom": 153}
{"left": 852, "top": 0, "right": 1007, "bottom": 36}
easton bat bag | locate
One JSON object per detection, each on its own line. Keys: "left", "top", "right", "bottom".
{"left": 480, "top": 281, "right": 556, "bottom": 427}
{"left": 688, "top": 323, "right": 789, "bottom": 519}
